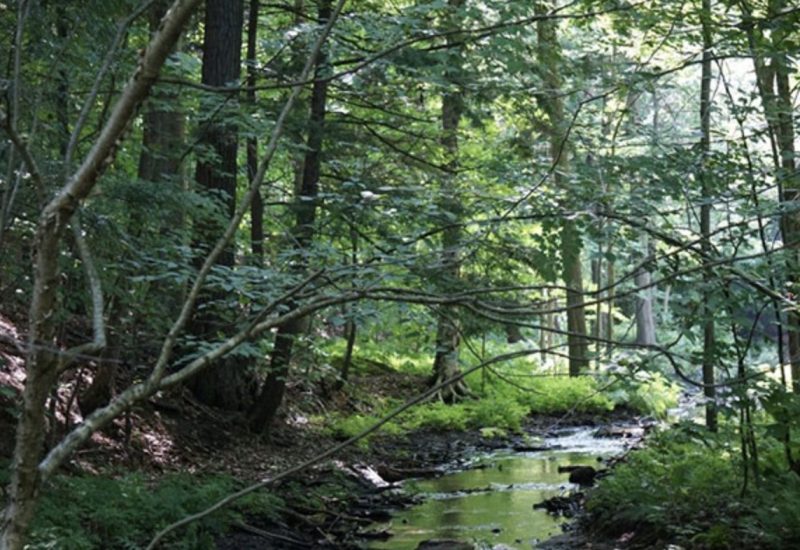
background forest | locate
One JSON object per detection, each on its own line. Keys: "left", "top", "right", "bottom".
{"left": 0, "top": 0, "right": 799, "bottom": 548}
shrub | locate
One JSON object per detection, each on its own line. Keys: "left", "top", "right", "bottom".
{"left": 588, "top": 433, "right": 740, "bottom": 545}
{"left": 466, "top": 397, "right": 528, "bottom": 431}
{"left": 610, "top": 371, "right": 681, "bottom": 418}
{"left": 403, "top": 401, "right": 471, "bottom": 431}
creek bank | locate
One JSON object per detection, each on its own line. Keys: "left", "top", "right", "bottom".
{"left": 213, "top": 410, "right": 647, "bottom": 549}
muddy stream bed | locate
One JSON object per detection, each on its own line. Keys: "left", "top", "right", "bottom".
{"left": 362, "top": 424, "right": 642, "bottom": 549}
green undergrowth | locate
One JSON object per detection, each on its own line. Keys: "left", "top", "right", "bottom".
{"left": 606, "top": 370, "right": 681, "bottom": 419}
{"left": 321, "top": 339, "right": 680, "bottom": 445}
{"left": 587, "top": 425, "right": 800, "bottom": 549}
{"left": 24, "top": 472, "right": 284, "bottom": 549}
{"left": 327, "top": 375, "right": 615, "bottom": 445}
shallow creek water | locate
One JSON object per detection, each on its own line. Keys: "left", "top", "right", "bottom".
{"left": 370, "top": 427, "right": 634, "bottom": 549}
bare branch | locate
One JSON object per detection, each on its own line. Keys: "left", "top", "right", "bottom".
{"left": 56, "top": 216, "right": 107, "bottom": 372}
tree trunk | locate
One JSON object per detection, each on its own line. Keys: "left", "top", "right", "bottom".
{"left": 339, "top": 318, "right": 357, "bottom": 384}
{"left": 700, "top": 0, "right": 717, "bottom": 431}
{"left": 633, "top": 92, "right": 659, "bottom": 348}
{"left": 246, "top": 0, "right": 264, "bottom": 262}
{"left": 606, "top": 259, "right": 615, "bottom": 353}
{"left": 536, "top": 0, "right": 588, "bottom": 376}
{"left": 249, "top": 0, "right": 332, "bottom": 433}
{"left": 137, "top": 0, "right": 184, "bottom": 186}
{"left": 634, "top": 262, "right": 656, "bottom": 346}
{"left": 82, "top": 0, "right": 186, "bottom": 416}
{"left": 769, "top": 0, "right": 800, "bottom": 392}
{"left": 430, "top": 0, "right": 471, "bottom": 402}
{"left": 188, "top": 0, "right": 256, "bottom": 410}
{"left": 743, "top": 0, "right": 799, "bottom": 392}
{"left": 539, "top": 293, "right": 556, "bottom": 367}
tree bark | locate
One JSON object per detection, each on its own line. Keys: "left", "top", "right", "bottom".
{"left": 246, "top": 0, "right": 264, "bottom": 261}
{"left": 742, "top": 0, "right": 799, "bottom": 392}
{"left": 700, "top": 0, "right": 717, "bottom": 431}
{"left": 138, "top": 0, "right": 185, "bottom": 186}
{"left": 188, "top": 0, "right": 258, "bottom": 410}
{"left": 535, "top": 0, "right": 588, "bottom": 376}
{"left": 430, "top": 0, "right": 471, "bottom": 402}
{"left": 769, "top": 0, "right": 800, "bottom": 392}
{"left": 634, "top": 259, "right": 656, "bottom": 346}
{"left": 249, "top": 0, "right": 332, "bottom": 433}
{"left": 81, "top": 0, "right": 186, "bottom": 417}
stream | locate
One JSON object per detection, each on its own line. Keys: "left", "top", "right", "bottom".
{"left": 368, "top": 426, "right": 640, "bottom": 550}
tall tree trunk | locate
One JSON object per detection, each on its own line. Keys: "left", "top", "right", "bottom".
{"left": 430, "top": 0, "right": 470, "bottom": 402}
{"left": 743, "top": 0, "right": 799, "bottom": 391}
{"left": 137, "top": 0, "right": 185, "bottom": 185}
{"left": 81, "top": 0, "right": 187, "bottom": 417}
{"left": 700, "top": 0, "right": 717, "bottom": 430}
{"left": 249, "top": 0, "right": 332, "bottom": 434}
{"left": 634, "top": 92, "right": 659, "bottom": 348}
{"left": 769, "top": 0, "right": 800, "bottom": 392}
{"left": 606, "top": 259, "right": 615, "bottom": 353}
{"left": 246, "top": 0, "right": 264, "bottom": 261}
{"left": 535, "top": 0, "right": 588, "bottom": 376}
{"left": 634, "top": 255, "right": 656, "bottom": 346}
{"left": 539, "top": 291, "right": 553, "bottom": 366}
{"left": 188, "top": 0, "right": 255, "bottom": 410}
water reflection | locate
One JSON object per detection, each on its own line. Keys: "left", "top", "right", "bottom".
{"left": 370, "top": 428, "right": 629, "bottom": 549}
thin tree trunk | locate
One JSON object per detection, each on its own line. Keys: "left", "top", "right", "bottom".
{"left": 742, "top": 0, "right": 799, "bottom": 391}
{"left": 700, "top": 0, "right": 717, "bottom": 430}
{"left": 769, "top": 0, "right": 800, "bottom": 392}
{"left": 536, "top": 0, "right": 588, "bottom": 376}
{"left": 340, "top": 319, "right": 357, "bottom": 384}
{"left": 606, "top": 259, "right": 615, "bottom": 353}
{"left": 246, "top": 0, "right": 263, "bottom": 261}
{"left": 634, "top": 255, "right": 656, "bottom": 346}
{"left": 249, "top": 0, "right": 332, "bottom": 434}
{"left": 430, "top": 0, "right": 470, "bottom": 402}
{"left": 634, "top": 92, "right": 659, "bottom": 347}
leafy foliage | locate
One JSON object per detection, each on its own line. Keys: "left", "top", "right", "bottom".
{"left": 27, "top": 473, "right": 283, "bottom": 550}
{"left": 588, "top": 426, "right": 800, "bottom": 549}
